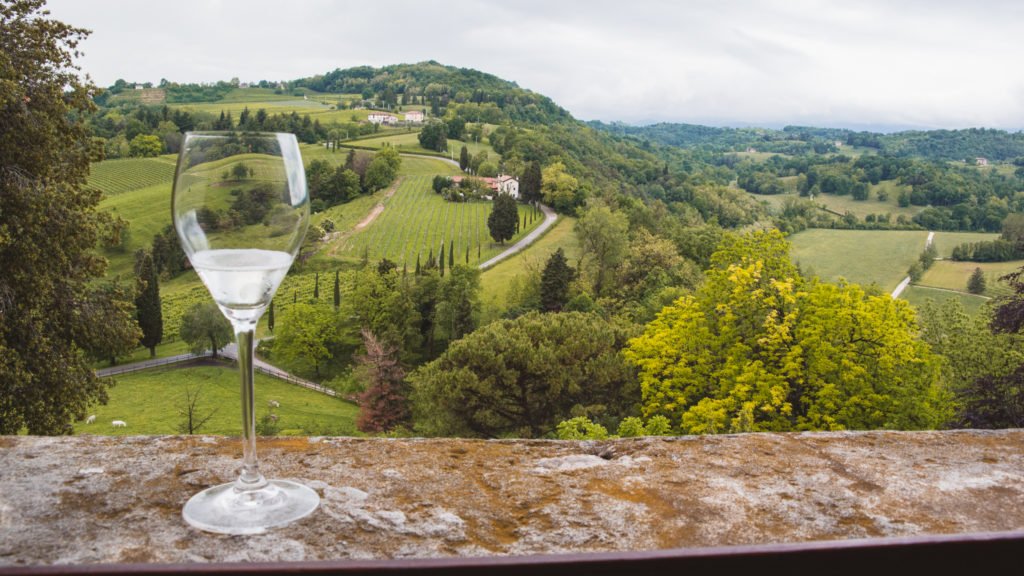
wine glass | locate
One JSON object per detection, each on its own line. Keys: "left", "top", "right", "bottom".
{"left": 172, "top": 131, "right": 318, "bottom": 534}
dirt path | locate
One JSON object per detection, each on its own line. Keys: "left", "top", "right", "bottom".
{"left": 325, "top": 177, "right": 403, "bottom": 257}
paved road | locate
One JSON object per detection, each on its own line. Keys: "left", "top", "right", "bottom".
{"left": 891, "top": 231, "right": 935, "bottom": 299}
{"left": 479, "top": 203, "right": 558, "bottom": 270}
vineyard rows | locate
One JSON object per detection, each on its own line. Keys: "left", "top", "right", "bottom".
{"left": 87, "top": 157, "right": 177, "bottom": 197}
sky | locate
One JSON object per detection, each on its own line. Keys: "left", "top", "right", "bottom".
{"left": 46, "top": 0, "right": 1024, "bottom": 131}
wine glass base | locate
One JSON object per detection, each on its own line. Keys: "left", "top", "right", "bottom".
{"left": 183, "top": 479, "right": 320, "bottom": 535}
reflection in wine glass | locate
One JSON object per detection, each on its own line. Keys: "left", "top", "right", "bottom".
{"left": 172, "top": 131, "right": 318, "bottom": 534}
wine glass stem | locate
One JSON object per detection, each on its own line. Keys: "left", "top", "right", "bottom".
{"left": 235, "top": 326, "right": 266, "bottom": 490}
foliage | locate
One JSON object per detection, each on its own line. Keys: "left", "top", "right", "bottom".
{"left": 487, "top": 193, "right": 518, "bottom": 244}
{"left": 624, "top": 230, "right": 951, "bottom": 434}
{"left": 967, "top": 267, "right": 987, "bottom": 294}
{"left": 917, "top": 298, "right": 1024, "bottom": 428}
{"left": 134, "top": 251, "right": 163, "bottom": 356}
{"left": 437, "top": 264, "right": 481, "bottom": 341}
{"left": 575, "top": 203, "right": 629, "bottom": 295}
{"left": 363, "top": 146, "right": 402, "bottom": 192}
{"left": 555, "top": 416, "right": 608, "bottom": 440}
{"left": 540, "top": 161, "right": 582, "bottom": 213}
{"left": 355, "top": 329, "right": 410, "bottom": 433}
{"left": 951, "top": 239, "right": 1022, "bottom": 262}
{"left": 179, "top": 302, "right": 233, "bottom": 358}
{"left": 409, "top": 311, "right": 637, "bottom": 438}
{"left": 273, "top": 302, "right": 341, "bottom": 377}
{"left": 0, "top": 0, "right": 138, "bottom": 434}
{"left": 540, "top": 248, "right": 574, "bottom": 312}
{"left": 418, "top": 120, "right": 448, "bottom": 152}
{"left": 520, "top": 161, "right": 543, "bottom": 204}
{"left": 77, "top": 280, "right": 144, "bottom": 366}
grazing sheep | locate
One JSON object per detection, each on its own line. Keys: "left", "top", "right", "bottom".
{"left": 268, "top": 400, "right": 280, "bottom": 408}
{"left": 111, "top": 420, "right": 127, "bottom": 428}
{"left": 85, "top": 415, "right": 96, "bottom": 425}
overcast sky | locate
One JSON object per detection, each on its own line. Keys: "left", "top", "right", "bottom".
{"left": 46, "top": 0, "right": 1024, "bottom": 131}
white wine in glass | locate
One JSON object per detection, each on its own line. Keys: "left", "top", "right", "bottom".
{"left": 172, "top": 131, "right": 318, "bottom": 534}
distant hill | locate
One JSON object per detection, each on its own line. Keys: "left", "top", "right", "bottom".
{"left": 591, "top": 121, "right": 1024, "bottom": 162}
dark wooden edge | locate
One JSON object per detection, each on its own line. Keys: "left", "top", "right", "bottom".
{"left": 4, "top": 530, "right": 1024, "bottom": 575}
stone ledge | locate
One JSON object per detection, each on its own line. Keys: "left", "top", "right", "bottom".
{"left": 0, "top": 430, "right": 1022, "bottom": 566}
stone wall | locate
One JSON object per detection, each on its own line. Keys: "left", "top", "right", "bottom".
{"left": 0, "top": 430, "right": 1022, "bottom": 566}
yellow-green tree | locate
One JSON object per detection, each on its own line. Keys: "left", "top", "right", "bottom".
{"left": 624, "top": 230, "right": 951, "bottom": 434}
{"left": 540, "top": 161, "right": 581, "bottom": 212}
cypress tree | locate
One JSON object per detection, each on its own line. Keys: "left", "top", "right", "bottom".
{"left": 968, "top": 267, "right": 987, "bottom": 294}
{"left": 293, "top": 290, "right": 297, "bottom": 304}
{"left": 439, "top": 241, "right": 446, "bottom": 277}
{"left": 134, "top": 252, "right": 163, "bottom": 357}
{"left": 449, "top": 240, "right": 454, "bottom": 269}
{"left": 333, "top": 270, "right": 341, "bottom": 308}
{"left": 268, "top": 300, "right": 275, "bottom": 332}
{"left": 541, "top": 248, "right": 575, "bottom": 312}
{"left": 313, "top": 272, "right": 320, "bottom": 299}
{"left": 416, "top": 253, "right": 422, "bottom": 276}
{"left": 466, "top": 245, "right": 470, "bottom": 264}
{"left": 520, "top": 161, "right": 542, "bottom": 204}
{"left": 459, "top": 145, "right": 470, "bottom": 172}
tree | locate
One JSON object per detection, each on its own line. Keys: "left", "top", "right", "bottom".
{"left": 177, "top": 385, "right": 218, "bottom": 435}
{"left": 78, "top": 281, "right": 144, "bottom": 366}
{"left": 575, "top": 203, "right": 629, "bottom": 296}
{"left": 356, "top": 329, "right": 410, "bottom": 433}
{"left": 541, "top": 162, "right": 581, "bottom": 212}
{"left": 268, "top": 300, "right": 275, "bottom": 332}
{"left": 128, "top": 133, "right": 162, "bottom": 157}
{"left": 417, "top": 120, "right": 447, "bottom": 152}
{"left": 333, "top": 270, "right": 341, "bottom": 309}
{"left": 134, "top": 251, "right": 163, "bottom": 357}
{"left": 540, "top": 248, "right": 574, "bottom": 312}
{"left": 968, "top": 267, "right": 987, "bottom": 294}
{"left": 438, "top": 264, "right": 481, "bottom": 341}
{"left": 520, "top": 161, "right": 542, "bottom": 204}
{"left": 273, "top": 302, "right": 341, "bottom": 377}
{"left": 409, "top": 312, "right": 637, "bottom": 438}
{"left": 179, "top": 302, "right": 233, "bottom": 359}
{"left": 0, "top": 1, "right": 138, "bottom": 434}
{"left": 313, "top": 272, "right": 320, "bottom": 299}
{"left": 487, "top": 193, "right": 518, "bottom": 244}
{"left": 459, "top": 145, "right": 470, "bottom": 171}
{"left": 624, "top": 230, "right": 951, "bottom": 435}
{"left": 363, "top": 146, "right": 401, "bottom": 192}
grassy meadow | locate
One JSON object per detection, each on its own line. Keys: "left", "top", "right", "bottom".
{"left": 77, "top": 363, "right": 359, "bottom": 436}
{"left": 900, "top": 285, "right": 990, "bottom": 316}
{"left": 789, "top": 229, "right": 929, "bottom": 292}
{"left": 479, "top": 216, "right": 579, "bottom": 310}
{"left": 918, "top": 259, "right": 1021, "bottom": 297}
{"left": 346, "top": 130, "right": 496, "bottom": 159}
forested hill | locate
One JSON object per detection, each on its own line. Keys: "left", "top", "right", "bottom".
{"left": 293, "top": 61, "right": 572, "bottom": 126}
{"left": 591, "top": 121, "right": 1024, "bottom": 162}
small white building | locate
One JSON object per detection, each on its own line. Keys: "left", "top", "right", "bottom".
{"left": 368, "top": 112, "right": 398, "bottom": 125}
{"left": 976, "top": 157, "right": 989, "bottom": 166}
{"left": 404, "top": 110, "right": 425, "bottom": 123}
{"left": 496, "top": 174, "right": 519, "bottom": 199}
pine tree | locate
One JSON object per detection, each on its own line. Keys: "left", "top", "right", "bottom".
{"left": 313, "top": 272, "right": 320, "bottom": 299}
{"left": 134, "top": 252, "right": 163, "bottom": 357}
{"left": 333, "top": 270, "right": 341, "bottom": 308}
{"left": 968, "top": 267, "right": 987, "bottom": 294}
{"left": 541, "top": 248, "right": 574, "bottom": 312}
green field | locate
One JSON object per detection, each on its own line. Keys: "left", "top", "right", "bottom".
{"left": 918, "top": 259, "right": 1021, "bottom": 297}
{"left": 331, "top": 175, "right": 544, "bottom": 266}
{"left": 929, "top": 231, "right": 1000, "bottom": 257}
{"left": 87, "top": 156, "right": 177, "bottom": 196}
{"left": 479, "top": 216, "right": 579, "bottom": 309}
{"left": 750, "top": 179, "right": 923, "bottom": 221}
{"left": 900, "top": 285, "right": 990, "bottom": 316}
{"left": 346, "top": 131, "right": 496, "bottom": 159}
{"left": 172, "top": 96, "right": 425, "bottom": 125}
{"left": 789, "top": 229, "right": 929, "bottom": 291}
{"left": 75, "top": 364, "right": 359, "bottom": 436}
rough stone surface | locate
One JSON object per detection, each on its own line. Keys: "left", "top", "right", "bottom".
{"left": 1, "top": 431, "right": 1023, "bottom": 566}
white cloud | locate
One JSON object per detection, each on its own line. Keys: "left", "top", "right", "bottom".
{"left": 46, "top": 0, "right": 1024, "bottom": 130}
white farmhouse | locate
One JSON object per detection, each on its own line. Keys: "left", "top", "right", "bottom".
{"left": 496, "top": 174, "right": 519, "bottom": 199}
{"left": 368, "top": 112, "right": 398, "bottom": 125}
{"left": 404, "top": 110, "right": 425, "bottom": 123}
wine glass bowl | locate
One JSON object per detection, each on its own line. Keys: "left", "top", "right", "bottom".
{"left": 172, "top": 131, "right": 318, "bottom": 534}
